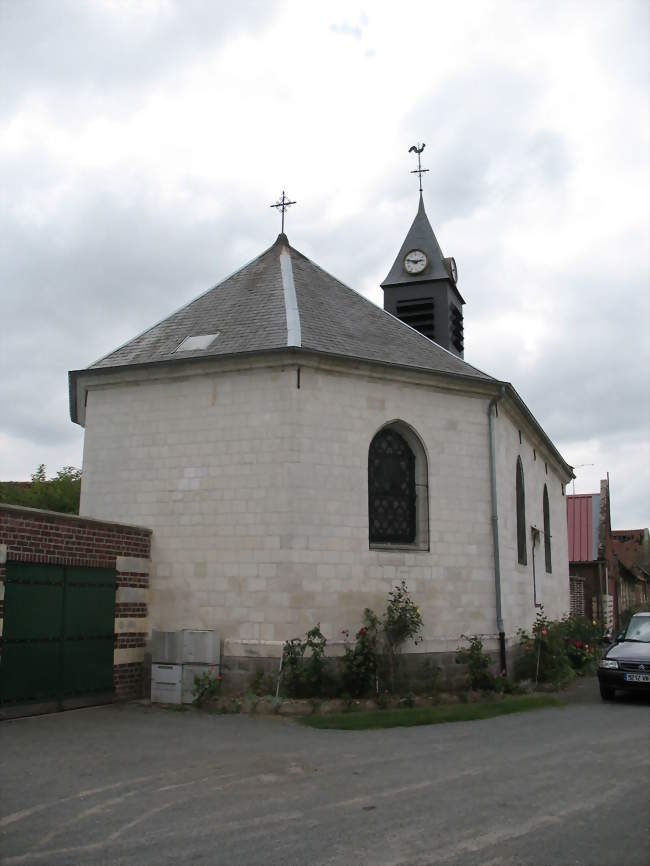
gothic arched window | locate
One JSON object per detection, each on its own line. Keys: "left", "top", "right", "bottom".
{"left": 516, "top": 457, "right": 527, "bottom": 565}
{"left": 368, "top": 423, "right": 428, "bottom": 548}
{"left": 369, "top": 428, "right": 415, "bottom": 544}
{"left": 543, "top": 484, "right": 552, "bottom": 573}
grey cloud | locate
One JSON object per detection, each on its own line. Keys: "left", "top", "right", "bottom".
{"left": 400, "top": 67, "right": 572, "bottom": 222}
{"left": 468, "top": 257, "right": 649, "bottom": 447}
{"left": 0, "top": 175, "right": 274, "bottom": 456}
{"left": 0, "top": 0, "right": 278, "bottom": 114}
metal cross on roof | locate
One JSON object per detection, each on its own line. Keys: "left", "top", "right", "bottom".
{"left": 408, "top": 143, "right": 429, "bottom": 193}
{"left": 270, "top": 190, "right": 296, "bottom": 234}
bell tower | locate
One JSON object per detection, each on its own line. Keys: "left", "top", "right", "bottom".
{"left": 381, "top": 145, "right": 465, "bottom": 357}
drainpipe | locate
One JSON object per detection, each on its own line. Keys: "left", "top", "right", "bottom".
{"left": 531, "top": 526, "right": 541, "bottom": 607}
{"left": 488, "top": 386, "right": 507, "bottom": 674}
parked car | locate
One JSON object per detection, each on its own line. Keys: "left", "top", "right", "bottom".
{"left": 597, "top": 612, "right": 650, "bottom": 700}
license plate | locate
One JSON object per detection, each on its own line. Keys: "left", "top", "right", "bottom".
{"left": 624, "top": 672, "right": 650, "bottom": 683}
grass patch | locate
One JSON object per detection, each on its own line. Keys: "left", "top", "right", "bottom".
{"left": 300, "top": 694, "right": 563, "bottom": 730}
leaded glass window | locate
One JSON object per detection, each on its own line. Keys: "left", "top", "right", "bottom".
{"left": 368, "top": 428, "right": 416, "bottom": 544}
{"left": 516, "top": 457, "right": 527, "bottom": 565}
{"left": 543, "top": 484, "right": 552, "bottom": 573}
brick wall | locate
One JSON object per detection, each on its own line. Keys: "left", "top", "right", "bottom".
{"left": 0, "top": 504, "right": 151, "bottom": 704}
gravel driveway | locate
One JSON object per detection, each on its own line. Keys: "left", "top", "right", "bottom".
{"left": 1, "top": 678, "right": 648, "bottom": 866}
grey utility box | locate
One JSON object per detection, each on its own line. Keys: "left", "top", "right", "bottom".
{"left": 151, "top": 630, "right": 183, "bottom": 664}
{"left": 181, "top": 630, "right": 220, "bottom": 665}
{"left": 151, "top": 663, "right": 182, "bottom": 704}
{"left": 151, "top": 630, "right": 220, "bottom": 703}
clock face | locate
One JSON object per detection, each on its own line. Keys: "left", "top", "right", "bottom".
{"left": 404, "top": 249, "right": 428, "bottom": 274}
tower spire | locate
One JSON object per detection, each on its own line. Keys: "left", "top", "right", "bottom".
{"left": 381, "top": 150, "right": 465, "bottom": 357}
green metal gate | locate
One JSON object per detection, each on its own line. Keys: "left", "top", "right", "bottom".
{"left": 0, "top": 562, "right": 116, "bottom": 707}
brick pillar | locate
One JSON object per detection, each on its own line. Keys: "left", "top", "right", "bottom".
{"left": 0, "top": 544, "right": 6, "bottom": 641}
{"left": 114, "top": 555, "right": 151, "bottom": 700}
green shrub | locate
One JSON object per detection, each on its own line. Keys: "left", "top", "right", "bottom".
{"left": 341, "top": 609, "right": 380, "bottom": 697}
{"left": 455, "top": 635, "right": 496, "bottom": 691}
{"left": 383, "top": 580, "right": 424, "bottom": 691}
{"left": 282, "top": 583, "right": 424, "bottom": 700}
{"left": 493, "top": 673, "right": 522, "bottom": 694}
{"left": 281, "top": 624, "right": 332, "bottom": 698}
{"left": 248, "top": 668, "right": 276, "bottom": 696}
{"left": 561, "top": 615, "right": 603, "bottom": 674}
{"left": 193, "top": 669, "right": 223, "bottom": 706}
{"left": 515, "top": 607, "right": 574, "bottom": 686}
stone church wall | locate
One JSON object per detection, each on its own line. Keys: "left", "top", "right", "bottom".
{"left": 495, "top": 405, "right": 570, "bottom": 631}
{"left": 79, "top": 358, "right": 570, "bottom": 680}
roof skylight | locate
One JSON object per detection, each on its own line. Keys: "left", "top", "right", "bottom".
{"left": 175, "top": 334, "right": 219, "bottom": 352}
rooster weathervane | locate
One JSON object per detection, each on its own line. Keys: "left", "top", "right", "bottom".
{"left": 409, "top": 143, "right": 428, "bottom": 193}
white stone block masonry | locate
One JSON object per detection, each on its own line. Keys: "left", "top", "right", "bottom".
{"left": 80, "top": 357, "right": 570, "bottom": 656}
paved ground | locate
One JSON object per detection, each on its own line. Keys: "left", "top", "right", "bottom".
{"left": 1, "top": 678, "right": 648, "bottom": 866}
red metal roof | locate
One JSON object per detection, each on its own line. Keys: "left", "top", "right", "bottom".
{"left": 566, "top": 494, "right": 598, "bottom": 562}
{"left": 611, "top": 529, "right": 649, "bottom": 581}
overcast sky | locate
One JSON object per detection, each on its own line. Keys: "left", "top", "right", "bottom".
{"left": 1, "top": 0, "right": 648, "bottom": 528}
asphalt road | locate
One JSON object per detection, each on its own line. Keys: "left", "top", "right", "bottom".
{"left": 1, "top": 679, "right": 648, "bottom": 866}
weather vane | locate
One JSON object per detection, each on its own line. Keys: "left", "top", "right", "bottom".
{"left": 270, "top": 190, "right": 296, "bottom": 234}
{"left": 408, "top": 143, "right": 428, "bottom": 193}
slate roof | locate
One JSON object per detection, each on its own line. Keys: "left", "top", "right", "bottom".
{"left": 88, "top": 232, "right": 492, "bottom": 382}
{"left": 70, "top": 232, "right": 574, "bottom": 477}
{"left": 381, "top": 194, "right": 463, "bottom": 301}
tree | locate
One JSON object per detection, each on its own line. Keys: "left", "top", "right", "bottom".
{"left": 0, "top": 465, "right": 82, "bottom": 514}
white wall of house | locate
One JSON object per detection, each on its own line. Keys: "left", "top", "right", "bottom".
{"left": 79, "top": 356, "right": 570, "bottom": 658}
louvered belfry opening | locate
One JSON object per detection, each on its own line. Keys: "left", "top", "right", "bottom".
{"left": 450, "top": 304, "right": 464, "bottom": 354}
{"left": 395, "top": 297, "right": 435, "bottom": 339}
{"left": 368, "top": 428, "right": 416, "bottom": 544}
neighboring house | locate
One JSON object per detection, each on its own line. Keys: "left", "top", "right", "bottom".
{"left": 611, "top": 528, "right": 649, "bottom": 616}
{"left": 567, "top": 480, "right": 649, "bottom": 632}
{"left": 68, "top": 188, "right": 573, "bottom": 681}
{"left": 566, "top": 482, "right": 615, "bottom": 629}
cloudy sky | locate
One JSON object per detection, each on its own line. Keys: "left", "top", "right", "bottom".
{"left": 1, "top": 0, "right": 648, "bottom": 528}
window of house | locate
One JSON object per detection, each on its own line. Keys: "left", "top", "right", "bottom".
{"left": 570, "top": 577, "right": 585, "bottom": 617}
{"left": 516, "top": 456, "right": 527, "bottom": 565}
{"left": 543, "top": 484, "right": 552, "bottom": 573}
{"left": 368, "top": 423, "right": 428, "bottom": 549}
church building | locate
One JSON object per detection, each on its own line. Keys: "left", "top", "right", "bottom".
{"left": 69, "top": 168, "right": 573, "bottom": 679}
